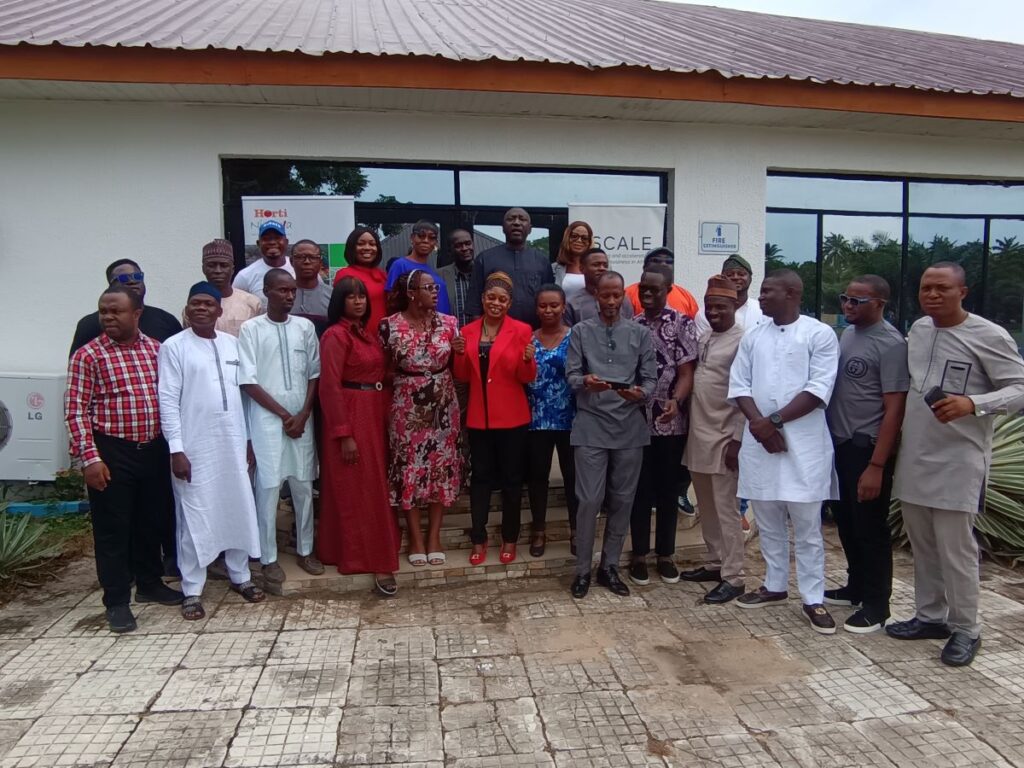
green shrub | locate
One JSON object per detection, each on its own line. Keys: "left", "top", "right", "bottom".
{"left": 0, "top": 506, "right": 64, "bottom": 581}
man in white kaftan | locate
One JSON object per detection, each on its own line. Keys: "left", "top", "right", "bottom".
{"left": 728, "top": 269, "right": 840, "bottom": 634}
{"left": 159, "top": 282, "right": 263, "bottom": 617}
{"left": 238, "top": 268, "right": 322, "bottom": 585}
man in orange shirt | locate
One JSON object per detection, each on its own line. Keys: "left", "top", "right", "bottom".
{"left": 625, "top": 248, "right": 699, "bottom": 319}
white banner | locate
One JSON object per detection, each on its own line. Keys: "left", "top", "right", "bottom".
{"left": 242, "top": 195, "right": 356, "bottom": 277}
{"left": 568, "top": 203, "right": 666, "bottom": 287}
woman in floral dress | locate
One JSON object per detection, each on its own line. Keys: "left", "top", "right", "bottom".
{"left": 380, "top": 269, "right": 461, "bottom": 565}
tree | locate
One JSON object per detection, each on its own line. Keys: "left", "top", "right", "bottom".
{"left": 222, "top": 159, "right": 368, "bottom": 200}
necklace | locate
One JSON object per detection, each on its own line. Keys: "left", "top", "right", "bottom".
{"left": 482, "top": 320, "right": 503, "bottom": 342}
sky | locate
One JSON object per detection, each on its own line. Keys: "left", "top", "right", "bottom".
{"left": 664, "top": 0, "right": 1024, "bottom": 44}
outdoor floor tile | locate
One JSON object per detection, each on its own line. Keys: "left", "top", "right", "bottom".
{"left": 605, "top": 647, "right": 673, "bottom": 690}
{"left": 854, "top": 712, "right": 1014, "bottom": 767}
{"left": 767, "top": 632, "right": 872, "bottom": 672}
{"left": 511, "top": 618, "right": 598, "bottom": 655}
{"left": 804, "top": 666, "right": 930, "bottom": 720}
{"left": 152, "top": 666, "right": 262, "bottom": 711}
{"left": 181, "top": 631, "right": 277, "bottom": 669}
{"left": 354, "top": 627, "right": 435, "bottom": 661}
{"left": 666, "top": 732, "right": 780, "bottom": 767}
{"left": 204, "top": 602, "right": 288, "bottom": 633}
{"left": 435, "top": 625, "right": 517, "bottom": 659}
{"left": 1, "top": 713, "right": 137, "bottom": 767}
{"left": 536, "top": 691, "right": 647, "bottom": 751}
{"left": 0, "top": 641, "right": 31, "bottom": 673}
{"left": 111, "top": 709, "right": 242, "bottom": 767}
{"left": 552, "top": 745, "right": 668, "bottom": 767}
{"left": 347, "top": 658, "right": 439, "bottom": 706}
{"left": 502, "top": 590, "right": 582, "bottom": 621}
{"left": 0, "top": 635, "right": 114, "bottom": 676}
{"left": 956, "top": 703, "right": 1024, "bottom": 766}
{"left": 0, "top": 721, "right": 33, "bottom": 762}
{"left": 225, "top": 706, "right": 341, "bottom": 767}
{"left": 572, "top": 589, "right": 648, "bottom": 614}
{"left": 281, "top": 598, "right": 360, "bottom": 630}
{"left": 762, "top": 722, "right": 897, "bottom": 767}
{"left": 441, "top": 699, "right": 547, "bottom": 759}
{"left": 267, "top": 628, "right": 356, "bottom": 666}
{"left": 972, "top": 649, "right": 1024, "bottom": 697}
{"left": 729, "top": 680, "right": 842, "bottom": 730}
{"left": 439, "top": 656, "right": 532, "bottom": 703}
{"left": 249, "top": 663, "right": 350, "bottom": 709}
{"left": 0, "top": 674, "right": 76, "bottom": 719}
{"left": 42, "top": 605, "right": 120, "bottom": 637}
{"left": 92, "top": 634, "right": 197, "bottom": 672}
{"left": 0, "top": 609, "right": 66, "bottom": 640}
{"left": 452, "top": 756, "right": 554, "bottom": 768}
{"left": 335, "top": 705, "right": 443, "bottom": 765}
{"left": 48, "top": 669, "right": 172, "bottom": 715}
{"left": 880, "top": 659, "right": 1023, "bottom": 709}
{"left": 524, "top": 652, "right": 620, "bottom": 695}
{"left": 628, "top": 686, "right": 747, "bottom": 742}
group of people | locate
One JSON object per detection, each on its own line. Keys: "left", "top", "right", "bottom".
{"left": 64, "top": 207, "right": 1024, "bottom": 669}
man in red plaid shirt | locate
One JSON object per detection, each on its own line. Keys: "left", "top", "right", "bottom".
{"left": 65, "top": 285, "right": 183, "bottom": 633}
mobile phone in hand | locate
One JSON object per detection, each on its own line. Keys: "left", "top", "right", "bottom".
{"left": 924, "top": 386, "right": 946, "bottom": 407}
{"left": 605, "top": 380, "right": 633, "bottom": 390}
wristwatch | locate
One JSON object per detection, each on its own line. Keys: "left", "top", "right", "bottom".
{"left": 768, "top": 412, "right": 784, "bottom": 429}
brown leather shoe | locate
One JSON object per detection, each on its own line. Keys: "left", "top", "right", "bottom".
{"left": 296, "top": 554, "right": 325, "bottom": 576}
{"left": 262, "top": 561, "right": 286, "bottom": 584}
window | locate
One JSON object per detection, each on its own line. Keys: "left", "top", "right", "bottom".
{"left": 767, "top": 173, "right": 1024, "bottom": 334}
{"left": 459, "top": 171, "right": 661, "bottom": 208}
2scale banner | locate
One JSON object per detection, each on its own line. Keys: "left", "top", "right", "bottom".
{"left": 568, "top": 203, "right": 667, "bottom": 287}
{"left": 241, "top": 195, "right": 356, "bottom": 278}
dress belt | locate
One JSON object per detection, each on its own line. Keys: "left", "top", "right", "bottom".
{"left": 394, "top": 369, "right": 446, "bottom": 378}
{"left": 341, "top": 381, "right": 384, "bottom": 391}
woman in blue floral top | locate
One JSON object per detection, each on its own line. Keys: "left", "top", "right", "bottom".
{"left": 526, "top": 284, "right": 578, "bottom": 557}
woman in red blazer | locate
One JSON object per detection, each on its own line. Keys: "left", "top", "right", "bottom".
{"left": 453, "top": 271, "right": 537, "bottom": 565}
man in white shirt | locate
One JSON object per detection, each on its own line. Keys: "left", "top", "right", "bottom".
{"left": 694, "top": 254, "right": 765, "bottom": 336}
{"left": 232, "top": 220, "right": 296, "bottom": 308}
{"left": 728, "top": 269, "right": 840, "bottom": 634}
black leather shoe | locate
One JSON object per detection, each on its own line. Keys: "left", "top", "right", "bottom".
{"left": 136, "top": 583, "right": 185, "bottom": 606}
{"left": 885, "top": 617, "right": 952, "bottom": 640}
{"left": 596, "top": 567, "right": 631, "bottom": 597}
{"left": 571, "top": 574, "right": 591, "bottom": 599}
{"left": 679, "top": 567, "right": 722, "bottom": 583}
{"left": 105, "top": 604, "right": 137, "bottom": 633}
{"left": 941, "top": 632, "right": 981, "bottom": 667}
{"left": 704, "top": 581, "right": 744, "bottom": 605}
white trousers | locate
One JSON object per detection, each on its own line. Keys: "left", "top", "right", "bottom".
{"left": 178, "top": 528, "right": 251, "bottom": 598}
{"left": 753, "top": 500, "right": 825, "bottom": 605}
{"left": 254, "top": 478, "right": 314, "bottom": 564}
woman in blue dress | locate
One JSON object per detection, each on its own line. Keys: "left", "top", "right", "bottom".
{"left": 526, "top": 284, "right": 578, "bottom": 557}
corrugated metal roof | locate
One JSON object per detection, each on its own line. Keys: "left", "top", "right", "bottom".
{"left": 1, "top": 0, "right": 1022, "bottom": 98}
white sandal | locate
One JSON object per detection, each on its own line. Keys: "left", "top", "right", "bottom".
{"left": 407, "top": 553, "right": 428, "bottom": 567}
{"left": 427, "top": 552, "right": 446, "bottom": 565}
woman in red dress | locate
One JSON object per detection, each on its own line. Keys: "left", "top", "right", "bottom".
{"left": 333, "top": 227, "right": 388, "bottom": 333}
{"left": 318, "top": 275, "right": 400, "bottom": 596}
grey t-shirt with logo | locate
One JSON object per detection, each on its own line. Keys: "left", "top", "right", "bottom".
{"left": 827, "top": 320, "right": 910, "bottom": 443}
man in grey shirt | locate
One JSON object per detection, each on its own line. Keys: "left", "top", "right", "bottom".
{"left": 566, "top": 271, "right": 657, "bottom": 600}
{"left": 888, "top": 262, "right": 1024, "bottom": 667}
{"left": 565, "top": 248, "right": 633, "bottom": 326}
{"left": 289, "top": 240, "right": 332, "bottom": 334}
{"left": 826, "top": 275, "right": 909, "bottom": 635}
{"left": 467, "top": 207, "right": 554, "bottom": 326}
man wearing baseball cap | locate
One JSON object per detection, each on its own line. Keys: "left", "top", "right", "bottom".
{"left": 694, "top": 254, "right": 765, "bottom": 336}
{"left": 232, "top": 220, "right": 295, "bottom": 308}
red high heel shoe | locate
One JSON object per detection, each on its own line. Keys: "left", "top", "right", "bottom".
{"left": 499, "top": 543, "right": 517, "bottom": 564}
{"left": 469, "top": 543, "right": 487, "bottom": 566}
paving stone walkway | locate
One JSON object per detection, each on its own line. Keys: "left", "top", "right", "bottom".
{"left": 1, "top": 534, "right": 1023, "bottom": 767}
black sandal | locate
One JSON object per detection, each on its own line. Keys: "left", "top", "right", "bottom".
{"left": 230, "top": 581, "right": 266, "bottom": 603}
{"left": 374, "top": 576, "right": 398, "bottom": 598}
{"left": 181, "top": 596, "right": 205, "bottom": 621}
{"left": 529, "top": 531, "right": 546, "bottom": 558}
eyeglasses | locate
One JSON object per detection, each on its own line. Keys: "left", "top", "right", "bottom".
{"left": 416, "top": 284, "right": 440, "bottom": 293}
{"left": 838, "top": 294, "right": 878, "bottom": 306}
{"left": 110, "top": 272, "right": 144, "bottom": 284}
{"left": 568, "top": 233, "right": 590, "bottom": 242}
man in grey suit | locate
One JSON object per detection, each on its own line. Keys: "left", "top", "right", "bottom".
{"left": 439, "top": 228, "right": 475, "bottom": 329}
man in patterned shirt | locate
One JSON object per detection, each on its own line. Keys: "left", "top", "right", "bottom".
{"left": 65, "top": 285, "right": 184, "bottom": 633}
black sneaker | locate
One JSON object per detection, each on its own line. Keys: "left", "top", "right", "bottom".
{"left": 628, "top": 560, "right": 650, "bottom": 586}
{"left": 136, "top": 583, "right": 185, "bottom": 606}
{"left": 803, "top": 603, "right": 837, "bottom": 635}
{"left": 105, "top": 604, "right": 137, "bottom": 633}
{"left": 657, "top": 559, "right": 680, "bottom": 584}
{"left": 843, "top": 609, "right": 885, "bottom": 635}
{"left": 823, "top": 587, "right": 860, "bottom": 608}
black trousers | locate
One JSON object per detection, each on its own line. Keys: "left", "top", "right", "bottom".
{"left": 468, "top": 427, "right": 527, "bottom": 545}
{"left": 526, "top": 429, "right": 578, "bottom": 532}
{"left": 833, "top": 439, "right": 894, "bottom": 618}
{"left": 630, "top": 435, "right": 685, "bottom": 557}
{"left": 87, "top": 433, "right": 169, "bottom": 607}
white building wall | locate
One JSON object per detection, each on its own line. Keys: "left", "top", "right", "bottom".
{"left": 1, "top": 99, "right": 1023, "bottom": 374}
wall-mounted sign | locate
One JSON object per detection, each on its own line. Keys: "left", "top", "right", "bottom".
{"left": 569, "top": 203, "right": 667, "bottom": 286}
{"left": 699, "top": 221, "right": 740, "bottom": 255}
{"left": 241, "top": 195, "right": 355, "bottom": 278}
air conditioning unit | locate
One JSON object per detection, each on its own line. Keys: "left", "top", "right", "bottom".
{"left": 0, "top": 374, "right": 70, "bottom": 482}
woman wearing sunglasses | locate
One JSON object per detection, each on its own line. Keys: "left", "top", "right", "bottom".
{"left": 380, "top": 269, "right": 462, "bottom": 567}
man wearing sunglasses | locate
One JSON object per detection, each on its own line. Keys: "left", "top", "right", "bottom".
{"left": 69, "top": 259, "right": 183, "bottom": 357}
{"left": 825, "top": 276, "right": 909, "bottom": 635}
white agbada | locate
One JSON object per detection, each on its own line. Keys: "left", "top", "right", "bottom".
{"left": 728, "top": 315, "right": 840, "bottom": 502}
{"left": 158, "top": 329, "right": 260, "bottom": 568}
{"left": 237, "top": 314, "right": 321, "bottom": 489}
